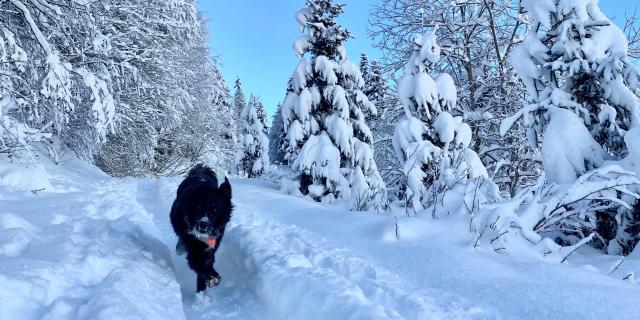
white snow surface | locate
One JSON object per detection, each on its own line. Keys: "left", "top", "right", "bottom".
{"left": 542, "top": 108, "right": 605, "bottom": 184}
{"left": 2, "top": 159, "right": 640, "bottom": 319}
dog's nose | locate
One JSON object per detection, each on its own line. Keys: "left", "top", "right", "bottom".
{"left": 198, "top": 220, "right": 210, "bottom": 230}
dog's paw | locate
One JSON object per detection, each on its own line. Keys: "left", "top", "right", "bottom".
{"left": 207, "top": 274, "right": 221, "bottom": 288}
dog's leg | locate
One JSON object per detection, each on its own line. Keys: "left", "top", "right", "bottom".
{"left": 196, "top": 274, "right": 207, "bottom": 292}
{"left": 187, "top": 245, "right": 222, "bottom": 291}
{"left": 207, "top": 268, "right": 221, "bottom": 287}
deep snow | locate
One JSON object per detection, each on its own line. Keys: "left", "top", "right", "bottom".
{"left": 2, "top": 159, "right": 640, "bottom": 319}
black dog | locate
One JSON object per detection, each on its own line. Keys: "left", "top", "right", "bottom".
{"left": 170, "top": 164, "right": 232, "bottom": 292}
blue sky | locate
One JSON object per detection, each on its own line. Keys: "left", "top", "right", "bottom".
{"left": 197, "top": 0, "right": 637, "bottom": 119}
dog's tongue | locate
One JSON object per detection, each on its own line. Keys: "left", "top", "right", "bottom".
{"left": 207, "top": 237, "right": 217, "bottom": 248}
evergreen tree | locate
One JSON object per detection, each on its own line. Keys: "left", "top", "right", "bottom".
{"left": 234, "top": 77, "right": 247, "bottom": 116}
{"left": 269, "top": 102, "right": 287, "bottom": 165}
{"left": 237, "top": 95, "right": 270, "bottom": 178}
{"left": 232, "top": 77, "right": 247, "bottom": 143}
{"left": 359, "top": 53, "right": 371, "bottom": 93}
{"left": 393, "top": 32, "right": 488, "bottom": 212}
{"left": 506, "top": 0, "right": 640, "bottom": 254}
{"left": 367, "top": 60, "right": 405, "bottom": 200}
{"left": 281, "top": 0, "right": 386, "bottom": 210}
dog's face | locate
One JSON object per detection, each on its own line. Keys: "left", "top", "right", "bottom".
{"left": 184, "top": 179, "right": 232, "bottom": 242}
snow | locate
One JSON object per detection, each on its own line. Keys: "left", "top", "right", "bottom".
{"left": 415, "top": 32, "right": 440, "bottom": 65}
{"left": 2, "top": 159, "right": 640, "bottom": 319}
{"left": 0, "top": 162, "right": 53, "bottom": 191}
{"left": 626, "top": 127, "right": 640, "bottom": 176}
{"left": 314, "top": 55, "right": 337, "bottom": 85}
{"left": 295, "top": 8, "right": 311, "bottom": 32}
{"left": 293, "top": 35, "right": 311, "bottom": 57}
{"left": 542, "top": 108, "right": 605, "bottom": 185}
{"left": 0, "top": 159, "right": 184, "bottom": 320}
{"left": 435, "top": 73, "right": 457, "bottom": 111}
{"left": 413, "top": 73, "right": 438, "bottom": 118}
{"left": 434, "top": 112, "right": 456, "bottom": 144}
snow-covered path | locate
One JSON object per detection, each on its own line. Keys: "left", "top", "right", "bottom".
{"left": 142, "top": 177, "right": 480, "bottom": 320}
{"left": 3, "top": 162, "right": 640, "bottom": 319}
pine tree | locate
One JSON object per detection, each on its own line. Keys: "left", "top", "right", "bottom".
{"left": 234, "top": 78, "right": 247, "bottom": 116}
{"left": 359, "top": 53, "right": 371, "bottom": 92}
{"left": 205, "top": 65, "right": 238, "bottom": 174}
{"left": 366, "top": 60, "right": 404, "bottom": 200}
{"left": 282, "top": 0, "right": 386, "bottom": 210}
{"left": 237, "top": 95, "right": 270, "bottom": 178}
{"left": 506, "top": 0, "right": 640, "bottom": 254}
{"left": 255, "top": 100, "right": 269, "bottom": 131}
{"left": 232, "top": 78, "right": 247, "bottom": 142}
{"left": 393, "top": 32, "right": 488, "bottom": 212}
{"left": 268, "top": 102, "right": 287, "bottom": 165}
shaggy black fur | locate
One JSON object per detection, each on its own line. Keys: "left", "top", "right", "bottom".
{"left": 170, "top": 164, "right": 232, "bottom": 292}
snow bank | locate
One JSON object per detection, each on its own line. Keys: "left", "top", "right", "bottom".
{"left": 0, "top": 163, "right": 185, "bottom": 320}
{"left": 220, "top": 209, "right": 470, "bottom": 320}
{"left": 0, "top": 163, "right": 53, "bottom": 191}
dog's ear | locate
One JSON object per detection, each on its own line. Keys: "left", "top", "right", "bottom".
{"left": 220, "top": 177, "right": 232, "bottom": 200}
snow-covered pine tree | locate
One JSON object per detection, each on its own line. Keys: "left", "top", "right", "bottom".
{"left": 255, "top": 99, "right": 269, "bottom": 132}
{"left": 234, "top": 77, "right": 247, "bottom": 121}
{"left": 366, "top": 60, "right": 405, "bottom": 200}
{"left": 237, "top": 95, "right": 270, "bottom": 178}
{"left": 269, "top": 102, "right": 287, "bottom": 165}
{"left": 359, "top": 53, "right": 371, "bottom": 92}
{"left": 281, "top": 0, "right": 387, "bottom": 210}
{"left": 505, "top": 0, "right": 640, "bottom": 254}
{"left": 203, "top": 65, "right": 238, "bottom": 174}
{"left": 393, "top": 31, "right": 489, "bottom": 212}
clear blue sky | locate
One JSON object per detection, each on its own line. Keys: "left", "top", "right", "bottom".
{"left": 197, "top": 0, "right": 637, "bottom": 120}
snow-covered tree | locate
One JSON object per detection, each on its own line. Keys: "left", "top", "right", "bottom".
{"left": 503, "top": 0, "right": 640, "bottom": 254}
{"left": 363, "top": 60, "right": 405, "bottom": 200}
{"left": 393, "top": 31, "right": 489, "bottom": 212}
{"left": 269, "top": 102, "right": 287, "bottom": 165}
{"left": 202, "top": 66, "right": 239, "bottom": 174}
{"left": 237, "top": 95, "right": 270, "bottom": 178}
{"left": 359, "top": 53, "right": 371, "bottom": 91}
{"left": 233, "top": 77, "right": 246, "bottom": 120}
{"left": 625, "top": 8, "right": 640, "bottom": 63}
{"left": 92, "top": 0, "right": 229, "bottom": 176}
{"left": 1, "top": 0, "right": 237, "bottom": 177}
{"left": 370, "top": 0, "right": 537, "bottom": 196}
{"left": 281, "top": 0, "right": 386, "bottom": 210}
{"left": 1, "top": 0, "right": 116, "bottom": 162}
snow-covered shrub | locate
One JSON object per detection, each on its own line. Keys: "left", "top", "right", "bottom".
{"left": 496, "top": 0, "right": 640, "bottom": 255}
{"left": 472, "top": 166, "right": 639, "bottom": 258}
{"left": 237, "top": 95, "right": 270, "bottom": 178}
{"left": 281, "top": 0, "right": 387, "bottom": 211}
{"left": 393, "top": 31, "right": 491, "bottom": 213}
